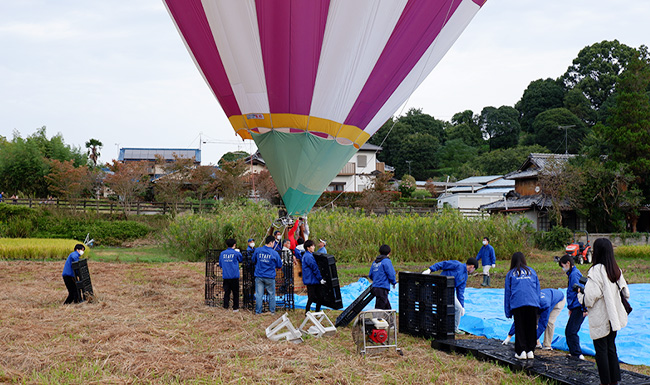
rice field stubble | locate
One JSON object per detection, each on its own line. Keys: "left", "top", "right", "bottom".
{"left": 0, "top": 260, "right": 560, "bottom": 385}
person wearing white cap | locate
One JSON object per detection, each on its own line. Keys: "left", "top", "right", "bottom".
{"left": 317, "top": 239, "right": 327, "bottom": 254}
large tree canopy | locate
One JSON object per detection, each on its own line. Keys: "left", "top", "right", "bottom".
{"left": 480, "top": 106, "right": 521, "bottom": 151}
{"left": 532, "top": 108, "right": 587, "bottom": 154}
{"left": 516, "top": 78, "right": 566, "bottom": 133}
{"left": 561, "top": 40, "right": 648, "bottom": 111}
{"left": 0, "top": 127, "right": 87, "bottom": 196}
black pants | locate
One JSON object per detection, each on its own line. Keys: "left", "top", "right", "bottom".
{"left": 513, "top": 306, "right": 538, "bottom": 354}
{"left": 63, "top": 275, "right": 79, "bottom": 304}
{"left": 372, "top": 287, "right": 391, "bottom": 310}
{"left": 305, "top": 284, "right": 323, "bottom": 313}
{"left": 594, "top": 328, "right": 620, "bottom": 385}
{"left": 223, "top": 278, "right": 239, "bottom": 310}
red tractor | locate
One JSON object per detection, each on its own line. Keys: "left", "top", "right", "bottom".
{"left": 564, "top": 231, "right": 592, "bottom": 264}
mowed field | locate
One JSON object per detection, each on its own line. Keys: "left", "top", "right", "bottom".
{"left": 0, "top": 258, "right": 647, "bottom": 384}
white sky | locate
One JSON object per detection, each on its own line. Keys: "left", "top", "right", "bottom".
{"left": 1, "top": 1, "right": 648, "bottom": 166}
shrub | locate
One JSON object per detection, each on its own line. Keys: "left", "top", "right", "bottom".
{"left": 411, "top": 190, "right": 432, "bottom": 199}
{"left": 534, "top": 226, "right": 573, "bottom": 251}
{"left": 33, "top": 216, "right": 151, "bottom": 246}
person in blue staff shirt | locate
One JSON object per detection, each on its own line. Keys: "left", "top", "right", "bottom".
{"left": 219, "top": 239, "right": 243, "bottom": 312}
{"left": 504, "top": 252, "right": 541, "bottom": 360}
{"left": 422, "top": 257, "right": 478, "bottom": 334}
{"left": 369, "top": 244, "right": 396, "bottom": 310}
{"left": 62, "top": 244, "right": 85, "bottom": 304}
{"left": 559, "top": 254, "right": 587, "bottom": 360}
{"left": 252, "top": 235, "right": 283, "bottom": 314}
{"left": 317, "top": 239, "right": 327, "bottom": 254}
{"left": 503, "top": 288, "right": 565, "bottom": 349}
{"left": 301, "top": 239, "right": 326, "bottom": 313}
{"left": 476, "top": 236, "right": 496, "bottom": 287}
{"left": 246, "top": 238, "right": 255, "bottom": 254}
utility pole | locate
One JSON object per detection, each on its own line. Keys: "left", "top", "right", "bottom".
{"left": 406, "top": 160, "right": 412, "bottom": 175}
{"left": 558, "top": 125, "right": 576, "bottom": 154}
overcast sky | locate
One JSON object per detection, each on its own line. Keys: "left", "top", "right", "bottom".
{"left": 1, "top": 1, "right": 648, "bottom": 166}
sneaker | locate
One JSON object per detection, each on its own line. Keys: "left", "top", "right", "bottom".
{"left": 232, "top": 309, "right": 239, "bottom": 313}
{"left": 527, "top": 351, "right": 534, "bottom": 359}
{"left": 542, "top": 346, "right": 553, "bottom": 350}
{"left": 578, "top": 354, "right": 585, "bottom": 360}
{"left": 514, "top": 352, "right": 527, "bottom": 360}
{"left": 455, "top": 330, "right": 466, "bottom": 335}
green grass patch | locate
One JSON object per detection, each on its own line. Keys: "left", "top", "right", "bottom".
{"left": 90, "top": 245, "right": 178, "bottom": 263}
{"left": 616, "top": 245, "right": 650, "bottom": 260}
{"left": 0, "top": 238, "right": 83, "bottom": 260}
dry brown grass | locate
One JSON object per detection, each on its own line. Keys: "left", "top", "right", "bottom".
{"left": 0, "top": 260, "right": 633, "bottom": 384}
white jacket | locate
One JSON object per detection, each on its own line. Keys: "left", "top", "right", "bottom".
{"left": 582, "top": 264, "right": 630, "bottom": 340}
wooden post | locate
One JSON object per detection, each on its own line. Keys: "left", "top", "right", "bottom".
{"left": 137, "top": 202, "right": 141, "bottom": 215}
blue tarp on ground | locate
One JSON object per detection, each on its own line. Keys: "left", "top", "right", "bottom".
{"left": 295, "top": 280, "right": 650, "bottom": 366}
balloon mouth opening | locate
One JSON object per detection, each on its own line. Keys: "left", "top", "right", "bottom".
{"left": 250, "top": 127, "right": 357, "bottom": 147}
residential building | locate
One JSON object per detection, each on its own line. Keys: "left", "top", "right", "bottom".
{"left": 327, "top": 143, "right": 388, "bottom": 192}
{"left": 118, "top": 148, "right": 201, "bottom": 178}
{"left": 480, "top": 153, "right": 586, "bottom": 231}
{"left": 436, "top": 175, "right": 514, "bottom": 217}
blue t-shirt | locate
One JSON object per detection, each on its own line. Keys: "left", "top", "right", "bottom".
{"left": 252, "top": 245, "right": 282, "bottom": 278}
{"left": 219, "top": 248, "right": 243, "bottom": 279}
{"left": 62, "top": 251, "right": 81, "bottom": 277}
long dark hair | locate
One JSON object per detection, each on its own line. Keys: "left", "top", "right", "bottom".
{"left": 591, "top": 238, "right": 621, "bottom": 283}
{"left": 509, "top": 252, "right": 531, "bottom": 275}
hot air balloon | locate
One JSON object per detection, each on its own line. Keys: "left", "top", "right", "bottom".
{"left": 164, "top": 0, "right": 486, "bottom": 215}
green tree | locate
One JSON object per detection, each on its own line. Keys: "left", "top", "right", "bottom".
{"left": 595, "top": 54, "right": 650, "bottom": 199}
{"left": 436, "top": 139, "right": 479, "bottom": 176}
{"left": 515, "top": 78, "right": 566, "bottom": 133}
{"left": 218, "top": 151, "right": 249, "bottom": 167}
{"left": 369, "top": 109, "right": 446, "bottom": 179}
{"left": 0, "top": 127, "right": 86, "bottom": 197}
{"left": 85, "top": 138, "right": 103, "bottom": 167}
{"left": 480, "top": 106, "right": 521, "bottom": 150}
{"left": 446, "top": 110, "right": 484, "bottom": 147}
{"left": 465, "top": 145, "right": 548, "bottom": 176}
{"left": 561, "top": 40, "right": 648, "bottom": 111}
{"left": 563, "top": 88, "right": 598, "bottom": 126}
{"left": 531, "top": 108, "right": 587, "bottom": 154}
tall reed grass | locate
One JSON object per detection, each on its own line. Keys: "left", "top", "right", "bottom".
{"left": 161, "top": 203, "right": 531, "bottom": 262}
{"left": 615, "top": 245, "right": 650, "bottom": 260}
{"left": 0, "top": 238, "right": 82, "bottom": 260}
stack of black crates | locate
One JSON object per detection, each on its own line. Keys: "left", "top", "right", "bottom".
{"left": 71, "top": 259, "right": 94, "bottom": 302}
{"left": 314, "top": 252, "right": 343, "bottom": 310}
{"left": 398, "top": 271, "right": 456, "bottom": 340}
{"left": 205, "top": 249, "right": 294, "bottom": 311}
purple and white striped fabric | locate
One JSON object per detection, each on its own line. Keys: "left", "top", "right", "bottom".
{"left": 164, "top": 0, "right": 486, "bottom": 148}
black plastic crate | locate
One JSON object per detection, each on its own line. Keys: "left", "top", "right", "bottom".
{"left": 335, "top": 285, "right": 375, "bottom": 327}
{"left": 205, "top": 249, "right": 225, "bottom": 307}
{"left": 398, "top": 272, "right": 455, "bottom": 340}
{"left": 71, "top": 259, "right": 94, "bottom": 302}
{"left": 314, "top": 252, "right": 343, "bottom": 310}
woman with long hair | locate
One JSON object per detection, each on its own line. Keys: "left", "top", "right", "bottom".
{"left": 504, "top": 252, "right": 541, "bottom": 359}
{"left": 583, "top": 238, "right": 630, "bottom": 385}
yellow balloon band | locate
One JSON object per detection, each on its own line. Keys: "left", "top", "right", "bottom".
{"left": 228, "top": 113, "right": 370, "bottom": 148}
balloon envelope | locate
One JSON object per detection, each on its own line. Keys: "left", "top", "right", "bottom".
{"left": 164, "top": 0, "right": 486, "bottom": 214}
